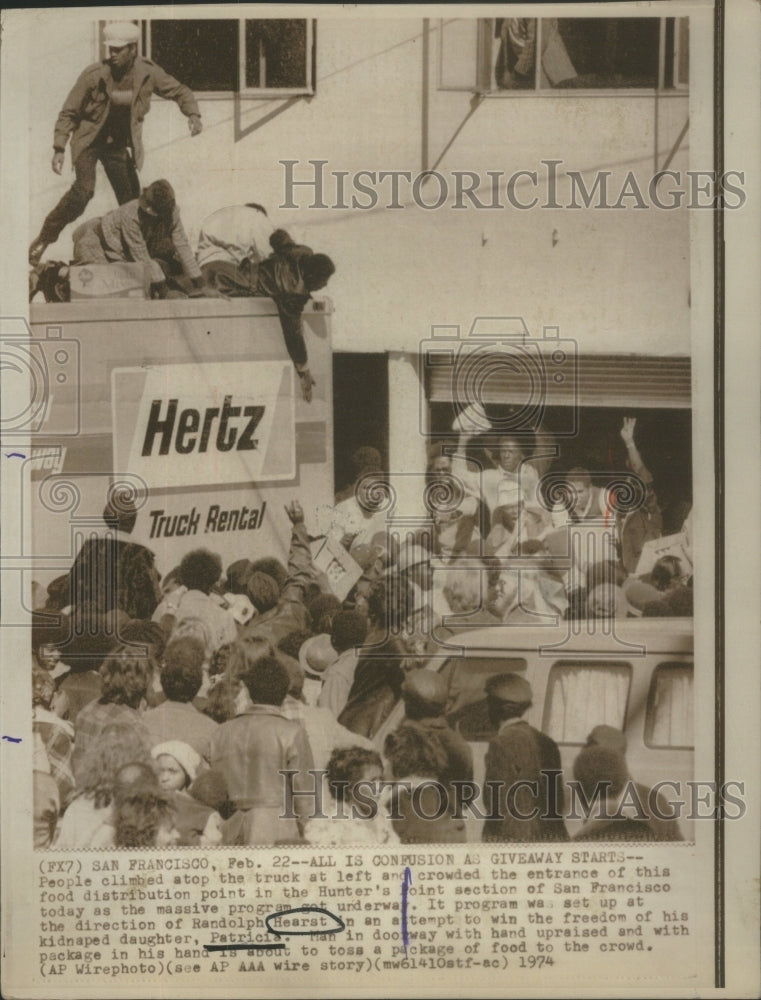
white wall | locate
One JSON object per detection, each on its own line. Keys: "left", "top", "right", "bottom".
{"left": 28, "top": 12, "right": 691, "bottom": 358}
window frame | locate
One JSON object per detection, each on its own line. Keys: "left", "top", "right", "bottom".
{"left": 141, "top": 17, "right": 316, "bottom": 99}
{"left": 644, "top": 660, "right": 694, "bottom": 750}
{"left": 541, "top": 659, "right": 633, "bottom": 746}
{"left": 438, "top": 16, "right": 689, "bottom": 98}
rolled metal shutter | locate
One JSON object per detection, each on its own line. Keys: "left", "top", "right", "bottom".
{"left": 427, "top": 353, "right": 691, "bottom": 409}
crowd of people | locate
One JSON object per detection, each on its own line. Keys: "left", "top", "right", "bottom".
{"left": 419, "top": 408, "right": 693, "bottom": 623}
{"left": 31, "top": 420, "right": 688, "bottom": 849}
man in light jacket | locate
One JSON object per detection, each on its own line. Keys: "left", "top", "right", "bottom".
{"left": 30, "top": 20, "right": 202, "bottom": 264}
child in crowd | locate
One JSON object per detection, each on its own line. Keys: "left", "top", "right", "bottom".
{"left": 151, "top": 741, "right": 224, "bottom": 845}
{"left": 304, "top": 746, "right": 399, "bottom": 846}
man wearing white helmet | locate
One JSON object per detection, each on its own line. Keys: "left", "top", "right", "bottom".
{"left": 29, "top": 21, "right": 202, "bottom": 265}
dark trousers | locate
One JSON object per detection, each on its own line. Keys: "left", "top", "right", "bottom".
{"left": 201, "top": 259, "right": 257, "bottom": 296}
{"left": 39, "top": 142, "right": 140, "bottom": 244}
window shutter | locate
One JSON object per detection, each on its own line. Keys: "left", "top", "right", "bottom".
{"left": 427, "top": 354, "right": 691, "bottom": 409}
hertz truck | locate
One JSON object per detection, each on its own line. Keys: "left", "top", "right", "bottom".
{"left": 19, "top": 295, "right": 334, "bottom": 594}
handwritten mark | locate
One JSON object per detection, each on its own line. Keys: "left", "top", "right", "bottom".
{"left": 2, "top": 736, "right": 22, "bottom": 743}
{"left": 401, "top": 866, "right": 413, "bottom": 954}
{"left": 205, "top": 942, "right": 285, "bottom": 953}
{"left": 204, "top": 905, "right": 345, "bottom": 953}
{"left": 4, "top": 453, "right": 25, "bottom": 459}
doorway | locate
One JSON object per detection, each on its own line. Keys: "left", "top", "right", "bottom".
{"left": 332, "top": 353, "right": 389, "bottom": 497}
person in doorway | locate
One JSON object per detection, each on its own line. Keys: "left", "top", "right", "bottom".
{"left": 607, "top": 417, "right": 663, "bottom": 575}
{"left": 29, "top": 21, "right": 202, "bottom": 264}
{"left": 450, "top": 403, "right": 541, "bottom": 533}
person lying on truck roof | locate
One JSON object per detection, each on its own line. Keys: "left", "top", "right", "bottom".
{"left": 71, "top": 179, "right": 217, "bottom": 299}
{"left": 197, "top": 204, "right": 335, "bottom": 403}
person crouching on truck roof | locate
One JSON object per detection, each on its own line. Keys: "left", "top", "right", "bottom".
{"left": 197, "top": 210, "right": 335, "bottom": 403}
{"left": 71, "top": 179, "right": 216, "bottom": 299}
{"left": 29, "top": 21, "right": 202, "bottom": 267}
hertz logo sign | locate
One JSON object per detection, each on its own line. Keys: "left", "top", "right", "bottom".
{"left": 114, "top": 361, "right": 296, "bottom": 489}
{"left": 141, "top": 396, "right": 265, "bottom": 456}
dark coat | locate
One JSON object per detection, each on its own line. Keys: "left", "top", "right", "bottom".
{"left": 338, "top": 637, "right": 405, "bottom": 739}
{"left": 403, "top": 716, "right": 474, "bottom": 788}
{"left": 482, "top": 720, "right": 568, "bottom": 843}
{"left": 253, "top": 233, "right": 314, "bottom": 367}
{"left": 68, "top": 536, "right": 161, "bottom": 621}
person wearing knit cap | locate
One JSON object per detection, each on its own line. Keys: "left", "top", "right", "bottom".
{"left": 482, "top": 673, "right": 568, "bottom": 843}
{"left": 30, "top": 21, "right": 201, "bottom": 266}
{"left": 397, "top": 669, "right": 473, "bottom": 789}
{"left": 151, "top": 741, "right": 224, "bottom": 846}
{"left": 152, "top": 740, "right": 202, "bottom": 789}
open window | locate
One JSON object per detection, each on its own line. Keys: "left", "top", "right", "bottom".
{"left": 143, "top": 18, "right": 315, "bottom": 96}
{"left": 439, "top": 16, "right": 689, "bottom": 94}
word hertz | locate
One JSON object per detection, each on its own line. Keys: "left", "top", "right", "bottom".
{"left": 141, "top": 396, "right": 264, "bottom": 456}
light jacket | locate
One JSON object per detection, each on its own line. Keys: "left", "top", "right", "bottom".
{"left": 53, "top": 57, "right": 199, "bottom": 170}
{"left": 94, "top": 198, "right": 202, "bottom": 281}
